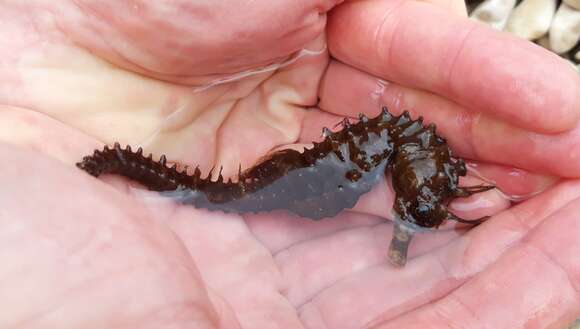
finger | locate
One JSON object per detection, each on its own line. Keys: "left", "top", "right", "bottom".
{"left": 461, "top": 162, "right": 558, "bottom": 200}
{"left": 391, "top": 0, "right": 468, "bottom": 16}
{"left": 50, "top": 0, "right": 336, "bottom": 83}
{"left": 327, "top": 0, "right": 580, "bottom": 133}
{"left": 371, "top": 189, "right": 580, "bottom": 329}
{"left": 319, "top": 60, "right": 580, "bottom": 177}
{"left": 417, "top": 0, "right": 468, "bottom": 16}
{"left": 297, "top": 180, "right": 580, "bottom": 329}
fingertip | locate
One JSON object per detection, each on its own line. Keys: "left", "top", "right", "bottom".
{"left": 442, "top": 22, "right": 580, "bottom": 134}
{"left": 327, "top": 1, "right": 580, "bottom": 134}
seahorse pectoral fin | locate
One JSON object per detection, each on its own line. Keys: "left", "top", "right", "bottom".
{"left": 387, "top": 220, "right": 416, "bottom": 267}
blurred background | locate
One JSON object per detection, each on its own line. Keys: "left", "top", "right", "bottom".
{"left": 466, "top": 0, "right": 579, "bottom": 72}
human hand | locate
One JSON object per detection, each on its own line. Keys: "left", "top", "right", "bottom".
{"left": 0, "top": 1, "right": 579, "bottom": 329}
{"left": 315, "top": 1, "right": 580, "bottom": 328}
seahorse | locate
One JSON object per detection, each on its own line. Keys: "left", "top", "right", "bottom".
{"left": 77, "top": 107, "right": 494, "bottom": 266}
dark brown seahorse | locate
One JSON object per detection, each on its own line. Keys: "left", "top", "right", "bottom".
{"left": 76, "top": 107, "right": 494, "bottom": 266}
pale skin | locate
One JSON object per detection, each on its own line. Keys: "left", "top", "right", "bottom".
{"left": 1, "top": 0, "right": 579, "bottom": 328}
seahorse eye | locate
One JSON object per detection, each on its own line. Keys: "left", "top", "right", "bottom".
{"left": 416, "top": 203, "right": 432, "bottom": 217}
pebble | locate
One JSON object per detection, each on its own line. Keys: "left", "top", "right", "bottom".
{"left": 564, "top": 0, "right": 580, "bottom": 10}
{"left": 470, "top": 0, "right": 517, "bottom": 30}
{"left": 505, "top": 0, "right": 557, "bottom": 40}
{"left": 535, "top": 35, "right": 551, "bottom": 49}
{"left": 549, "top": 3, "right": 580, "bottom": 53}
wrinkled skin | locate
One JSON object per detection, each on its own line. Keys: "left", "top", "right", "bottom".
{"left": 1, "top": 1, "right": 580, "bottom": 329}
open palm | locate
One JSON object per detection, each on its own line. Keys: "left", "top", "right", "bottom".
{"left": 1, "top": 1, "right": 579, "bottom": 329}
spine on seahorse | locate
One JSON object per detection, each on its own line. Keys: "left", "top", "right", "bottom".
{"left": 77, "top": 142, "right": 201, "bottom": 192}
